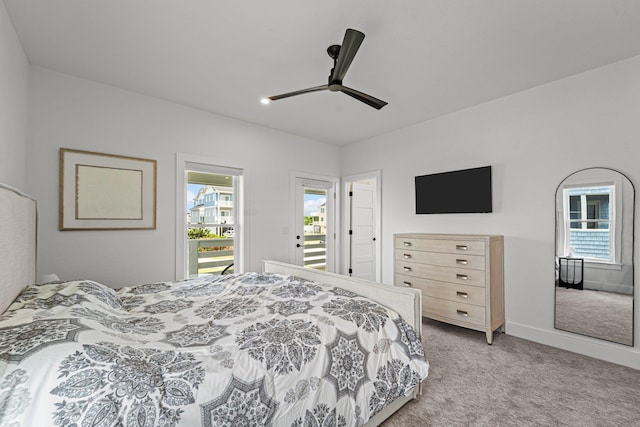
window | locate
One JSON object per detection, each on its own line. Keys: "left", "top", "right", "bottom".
{"left": 564, "top": 185, "right": 614, "bottom": 262}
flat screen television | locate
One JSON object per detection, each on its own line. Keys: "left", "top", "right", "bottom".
{"left": 415, "top": 166, "right": 492, "bottom": 214}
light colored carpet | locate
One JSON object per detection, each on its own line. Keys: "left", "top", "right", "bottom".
{"left": 381, "top": 318, "right": 640, "bottom": 426}
{"left": 555, "top": 287, "right": 633, "bottom": 346}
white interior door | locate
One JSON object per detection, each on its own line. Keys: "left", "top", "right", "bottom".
{"left": 293, "top": 177, "right": 337, "bottom": 272}
{"left": 343, "top": 171, "right": 380, "bottom": 281}
{"left": 348, "top": 180, "right": 377, "bottom": 280}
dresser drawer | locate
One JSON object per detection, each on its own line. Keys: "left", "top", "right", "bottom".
{"left": 395, "top": 273, "right": 486, "bottom": 306}
{"left": 395, "top": 237, "right": 485, "bottom": 256}
{"left": 422, "top": 295, "right": 486, "bottom": 326}
{"left": 395, "top": 260, "right": 486, "bottom": 287}
{"left": 395, "top": 249, "right": 485, "bottom": 270}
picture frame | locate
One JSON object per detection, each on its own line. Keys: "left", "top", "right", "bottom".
{"left": 59, "top": 148, "right": 157, "bottom": 230}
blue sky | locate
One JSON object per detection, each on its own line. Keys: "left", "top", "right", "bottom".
{"left": 186, "top": 183, "right": 201, "bottom": 211}
{"left": 304, "top": 194, "right": 326, "bottom": 216}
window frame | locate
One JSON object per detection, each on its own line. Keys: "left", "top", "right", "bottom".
{"left": 561, "top": 181, "right": 620, "bottom": 265}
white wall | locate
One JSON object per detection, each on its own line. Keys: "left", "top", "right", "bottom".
{"left": 27, "top": 67, "right": 340, "bottom": 287}
{"left": 0, "top": 2, "right": 29, "bottom": 188}
{"left": 341, "top": 55, "right": 640, "bottom": 369}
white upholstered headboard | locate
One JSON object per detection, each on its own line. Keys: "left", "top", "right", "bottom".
{"left": 0, "top": 183, "right": 37, "bottom": 313}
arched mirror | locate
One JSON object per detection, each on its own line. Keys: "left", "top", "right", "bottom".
{"left": 555, "top": 168, "right": 634, "bottom": 346}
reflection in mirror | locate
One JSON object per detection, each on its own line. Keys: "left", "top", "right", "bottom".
{"left": 555, "top": 168, "right": 634, "bottom": 346}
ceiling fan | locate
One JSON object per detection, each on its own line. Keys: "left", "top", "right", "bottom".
{"left": 262, "top": 28, "right": 388, "bottom": 110}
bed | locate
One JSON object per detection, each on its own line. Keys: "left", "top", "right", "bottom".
{"left": 0, "top": 183, "right": 429, "bottom": 426}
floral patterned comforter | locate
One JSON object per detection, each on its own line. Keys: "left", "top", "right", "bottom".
{"left": 0, "top": 272, "right": 429, "bottom": 426}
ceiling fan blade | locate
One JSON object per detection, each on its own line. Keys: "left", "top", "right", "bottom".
{"left": 266, "top": 85, "right": 329, "bottom": 102}
{"left": 340, "top": 86, "right": 388, "bottom": 110}
{"left": 330, "top": 29, "right": 365, "bottom": 83}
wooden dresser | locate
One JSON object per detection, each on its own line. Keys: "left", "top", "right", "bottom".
{"left": 394, "top": 233, "right": 504, "bottom": 344}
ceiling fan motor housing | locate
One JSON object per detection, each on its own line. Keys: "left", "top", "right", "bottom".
{"left": 328, "top": 76, "right": 342, "bottom": 91}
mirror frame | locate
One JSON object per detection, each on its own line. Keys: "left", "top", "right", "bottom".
{"left": 554, "top": 167, "right": 635, "bottom": 346}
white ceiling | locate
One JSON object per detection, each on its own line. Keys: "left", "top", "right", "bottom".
{"left": 5, "top": 0, "right": 640, "bottom": 145}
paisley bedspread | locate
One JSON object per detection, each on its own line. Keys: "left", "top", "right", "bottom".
{"left": 0, "top": 272, "right": 429, "bottom": 426}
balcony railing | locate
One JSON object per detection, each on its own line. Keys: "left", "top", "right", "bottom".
{"left": 188, "top": 238, "right": 234, "bottom": 277}
{"left": 303, "top": 234, "right": 326, "bottom": 271}
{"left": 188, "top": 234, "right": 327, "bottom": 276}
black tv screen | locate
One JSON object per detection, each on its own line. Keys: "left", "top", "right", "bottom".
{"left": 415, "top": 166, "right": 492, "bottom": 214}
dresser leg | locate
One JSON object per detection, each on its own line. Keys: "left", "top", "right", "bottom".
{"left": 486, "top": 330, "right": 493, "bottom": 345}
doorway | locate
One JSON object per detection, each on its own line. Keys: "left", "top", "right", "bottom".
{"left": 185, "top": 171, "right": 238, "bottom": 277}
{"left": 176, "top": 153, "right": 243, "bottom": 280}
{"left": 292, "top": 174, "right": 338, "bottom": 272}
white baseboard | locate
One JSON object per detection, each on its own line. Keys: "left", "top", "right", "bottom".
{"left": 583, "top": 280, "right": 633, "bottom": 295}
{"left": 506, "top": 321, "right": 640, "bottom": 370}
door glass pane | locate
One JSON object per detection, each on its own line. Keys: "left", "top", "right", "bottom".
{"left": 186, "top": 172, "right": 235, "bottom": 277}
{"left": 304, "top": 188, "right": 327, "bottom": 271}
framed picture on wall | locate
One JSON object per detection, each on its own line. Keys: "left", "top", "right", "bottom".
{"left": 59, "top": 148, "right": 157, "bottom": 230}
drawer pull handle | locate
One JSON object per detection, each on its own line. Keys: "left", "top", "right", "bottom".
{"left": 456, "top": 310, "right": 469, "bottom": 317}
{"left": 456, "top": 245, "right": 468, "bottom": 251}
{"left": 403, "top": 266, "right": 412, "bottom": 272}
{"left": 456, "top": 259, "right": 468, "bottom": 265}
{"left": 456, "top": 274, "right": 468, "bottom": 280}
{"left": 403, "top": 254, "right": 412, "bottom": 259}
{"left": 456, "top": 291, "right": 468, "bottom": 298}
{"left": 403, "top": 281, "right": 413, "bottom": 287}
{"left": 403, "top": 241, "right": 412, "bottom": 247}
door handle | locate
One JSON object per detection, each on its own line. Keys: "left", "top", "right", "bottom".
{"left": 296, "top": 244, "right": 301, "bottom": 248}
